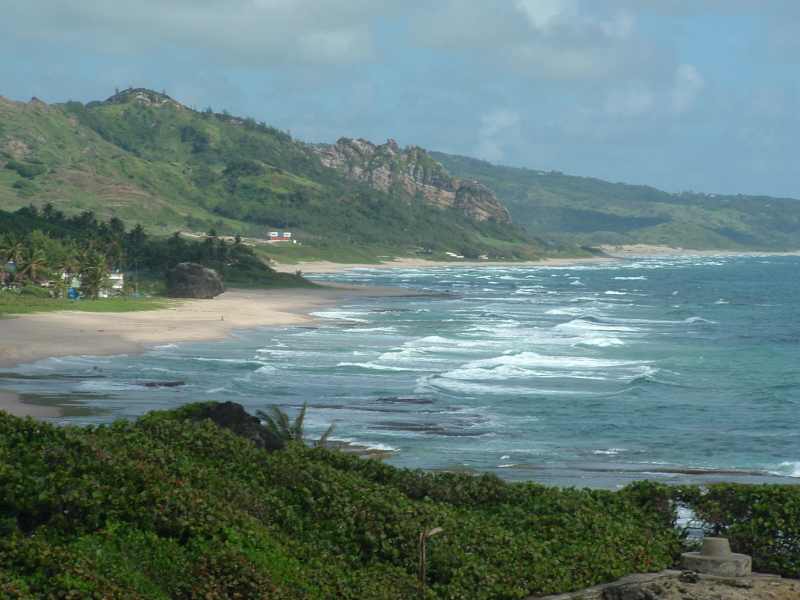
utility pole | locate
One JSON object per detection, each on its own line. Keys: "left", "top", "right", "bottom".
{"left": 418, "top": 527, "right": 443, "bottom": 598}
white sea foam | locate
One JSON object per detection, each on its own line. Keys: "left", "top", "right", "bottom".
{"left": 575, "top": 336, "right": 626, "bottom": 348}
{"left": 592, "top": 448, "right": 627, "bottom": 456}
{"left": 328, "top": 436, "right": 399, "bottom": 452}
{"left": 425, "top": 377, "right": 596, "bottom": 396}
{"left": 193, "top": 357, "right": 269, "bottom": 366}
{"left": 546, "top": 307, "right": 585, "bottom": 316}
{"left": 457, "top": 351, "right": 644, "bottom": 371}
{"left": 604, "top": 291, "right": 627, "bottom": 295}
{"left": 684, "top": 316, "right": 717, "bottom": 325}
{"left": 714, "top": 299, "right": 729, "bottom": 305}
{"left": 772, "top": 461, "right": 800, "bottom": 478}
{"left": 336, "top": 362, "right": 420, "bottom": 372}
{"left": 555, "top": 319, "right": 640, "bottom": 333}
{"left": 310, "top": 309, "right": 370, "bottom": 323}
{"left": 614, "top": 276, "right": 647, "bottom": 280}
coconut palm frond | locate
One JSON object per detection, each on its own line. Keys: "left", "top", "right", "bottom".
{"left": 316, "top": 423, "right": 336, "bottom": 448}
{"left": 291, "top": 402, "right": 307, "bottom": 442}
{"left": 257, "top": 403, "right": 336, "bottom": 452}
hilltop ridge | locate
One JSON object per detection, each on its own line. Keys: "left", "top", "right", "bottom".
{"left": 0, "top": 88, "right": 539, "bottom": 261}
{"left": 3, "top": 86, "right": 799, "bottom": 257}
{"left": 433, "top": 152, "right": 800, "bottom": 251}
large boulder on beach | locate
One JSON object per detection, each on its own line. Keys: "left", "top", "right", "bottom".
{"left": 166, "top": 262, "right": 224, "bottom": 299}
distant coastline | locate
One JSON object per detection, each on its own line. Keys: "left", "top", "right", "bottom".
{"left": 597, "top": 244, "right": 800, "bottom": 258}
{"left": 271, "top": 246, "right": 800, "bottom": 274}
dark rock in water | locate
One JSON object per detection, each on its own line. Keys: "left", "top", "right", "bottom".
{"left": 376, "top": 397, "right": 435, "bottom": 405}
{"left": 166, "top": 262, "right": 224, "bottom": 299}
{"left": 138, "top": 380, "right": 185, "bottom": 388}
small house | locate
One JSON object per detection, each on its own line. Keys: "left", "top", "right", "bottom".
{"left": 267, "top": 231, "right": 293, "bottom": 243}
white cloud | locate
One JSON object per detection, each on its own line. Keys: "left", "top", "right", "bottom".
{"left": 671, "top": 64, "right": 705, "bottom": 113}
{"left": 413, "top": 2, "right": 640, "bottom": 81}
{"left": 7, "top": 0, "right": 386, "bottom": 66}
{"left": 513, "top": 0, "right": 576, "bottom": 30}
{"left": 604, "top": 87, "right": 655, "bottom": 117}
{"left": 475, "top": 109, "right": 521, "bottom": 162}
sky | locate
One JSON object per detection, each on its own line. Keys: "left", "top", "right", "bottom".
{"left": 2, "top": 0, "right": 799, "bottom": 198}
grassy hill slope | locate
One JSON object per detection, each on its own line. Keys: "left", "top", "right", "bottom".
{"left": 432, "top": 152, "right": 800, "bottom": 250}
{"left": 0, "top": 90, "right": 541, "bottom": 261}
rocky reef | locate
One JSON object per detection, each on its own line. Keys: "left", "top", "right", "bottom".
{"left": 312, "top": 137, "right": 511, "bottom": 223}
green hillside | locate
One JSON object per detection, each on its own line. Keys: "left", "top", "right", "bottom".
{"left": 432, "top": 152, "right": 800, "bottom": 250}
{"left": 0, "top": 90, "right": 540, "bottom": 262}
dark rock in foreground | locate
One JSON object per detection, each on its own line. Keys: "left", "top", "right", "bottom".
{"left": 180, "top": 401, "right": 278, "bottom": 450}
{"left": 166, "top": 262, "right": 224, "bottom": 299}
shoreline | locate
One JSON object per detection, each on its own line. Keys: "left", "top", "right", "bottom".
{"left": 0, "top": 283, "right": 426, "bottom": 373}
{"left": 0, "top": 390, "right": 62, "bottom": 418}
{"left": 274, "top": 255, "right": 615, "bottom": 274}
{"left": 272, "top": 246, "right": 800, "bottom": 274}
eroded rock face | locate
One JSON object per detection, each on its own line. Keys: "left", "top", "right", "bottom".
{"left": 166, "top": 262, "right": 224, "bottom": 299}
{"left": 312, "top": 138, "right": 511, "bottom": 223}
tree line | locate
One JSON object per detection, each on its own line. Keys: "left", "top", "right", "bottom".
{"left": 0, "top": 204, "right": 284, "bottom": 297}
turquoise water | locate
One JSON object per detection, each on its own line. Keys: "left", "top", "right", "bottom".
{"left": 3, "top": 255, "right": 799, "bottom": 488}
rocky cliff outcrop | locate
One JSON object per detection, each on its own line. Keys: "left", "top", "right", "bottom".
{"left": 312, "top": 138, "right": 511, "bottom": 223}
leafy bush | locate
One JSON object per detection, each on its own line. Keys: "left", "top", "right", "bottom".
{"left": 18, "top": 285, "right": 51, "bottom": 298}
{"left": 622, "top": 481, "right": 800, "bottom": 579}
{"left": 675, "top": 484, "right": 800, "bottom": 578}
{"left": 0, "top": 404, "right": 684, "bottom": 599}
{"left": 4, "top": 160, "right": 46, "bottom": 179}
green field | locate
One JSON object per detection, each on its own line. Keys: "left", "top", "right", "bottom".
{"left": 0, "top": 293, "right": 170, "bottom": 316}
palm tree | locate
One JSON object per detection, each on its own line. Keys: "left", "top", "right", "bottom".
{"left": 0, "top": 235, "right": 25, "bottom": 277}
{"left": 78, "top": 249, "right": 110, "bottom": 299}
{"left": 17, "top": 246, "right": 49, "bottom": 284}
{"left": 255, "top": 403, "right": 335, "bottom": 451}
{"left": 256, "top": 403, "right": 306, "bottom": 451}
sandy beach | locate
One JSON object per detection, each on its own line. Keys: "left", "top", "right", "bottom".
{"left": 0, "top": 284, "right": 422, "bottom": 371}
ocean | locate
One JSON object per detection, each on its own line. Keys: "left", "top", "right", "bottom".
{"left": 3, "top": 255, "right": 799, "bottom": 488}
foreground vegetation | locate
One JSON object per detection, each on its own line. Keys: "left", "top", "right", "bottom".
{"left": 1, "top": 402, "right": 797, "bottom": 599}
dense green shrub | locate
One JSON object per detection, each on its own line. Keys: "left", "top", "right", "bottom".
{"left": 674, "top": 484, "right": 800, "bottom": 578}
{"left": 18, "top": 285, "right": 52, "bottom": 298}
{"left": 622, "top": 480, "right": 800, "bottom": 579}
{"left": 4, "top": 160, "right": 46, "bottom": 179}
{"left": 0, "top": 405, "right": 682, "bottom": 599}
